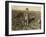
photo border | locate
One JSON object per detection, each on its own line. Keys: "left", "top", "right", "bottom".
{"left": 5, "top": 1, "right": 45, "bottom": 36}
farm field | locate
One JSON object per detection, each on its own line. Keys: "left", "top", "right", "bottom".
{"left": 12, "top": 9, "right": 41, "bottom": 31}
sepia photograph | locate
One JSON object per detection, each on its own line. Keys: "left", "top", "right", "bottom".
{"left": 12, "top": 6, "right": 41, "bottom": 31}
{"left": 5, "top": 1, "right": 45, "bottom": 36}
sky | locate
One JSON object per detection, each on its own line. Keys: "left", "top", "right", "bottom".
{"left": 12, "top": 6, "right": 41, "bottom": 11}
